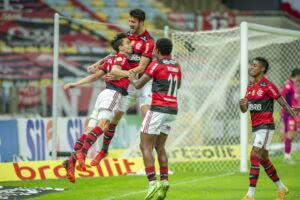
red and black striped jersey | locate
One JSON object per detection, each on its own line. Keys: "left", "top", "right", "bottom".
{"left": 145, "top": 55, "right": 182, "bottom": 114}
{"left": 245, "top": 76, "right": 281, "bottom": 131}
{"left": 127, "top": 30, "right": 155, "bottom": 69}
{"left": 101, "top": 53, "right": 130, "bottom": 95}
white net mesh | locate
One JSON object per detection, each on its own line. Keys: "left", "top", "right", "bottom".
{"left": 166, "top": 25, "right": 300, "bottom": 172}
{"left": 169, "top": 28, "right": 241, "bottom": 172}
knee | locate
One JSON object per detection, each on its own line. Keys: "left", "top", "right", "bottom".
{"left": 155, "top": 146, "right": 164, "bottom": 154}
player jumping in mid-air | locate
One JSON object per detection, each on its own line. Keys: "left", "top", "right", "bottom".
{"left": 240, "top": 57, "right": 295, "bottom": 200}
{"left": 63, "top": 33, "right": 132, "bottom": 182}
{"left": 129, "top": 38, "right": 181, "bottom": 200}
{"left": 87, "top": 8, "right": 155, "bottom": 165}
{"left": 281, "top": 68, "right": 300, "bottom": 164}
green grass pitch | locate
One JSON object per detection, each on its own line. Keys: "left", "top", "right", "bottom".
{"left": 1, "top": 156, "right": 299, "bottom": 200}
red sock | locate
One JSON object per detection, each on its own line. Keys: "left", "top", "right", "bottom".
{"left": 74, "top": 134, "right": 87, "bottom": 151}
{"left": 81, "top": 127, "right": 103, "bottom": 155}
{"left": 249, "top": 154, "right": 260, "bottom": 187}
{"left": 160, "top": 166, "right": 168, "bottom": 181}
{"left": 102, "top": 124, "right": 117, "bottom": 153}
{"left": 284, "top": 138, "right": 292, "bottom": 154}
{"left": 145, "top": 166, "right": 156, "bottom": 182}
{"left": 260, "top": 158, "right": 279, "bottom": 182}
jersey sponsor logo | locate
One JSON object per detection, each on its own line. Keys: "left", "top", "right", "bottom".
{"left": 116, "top": 57, "right": 123, "bottom": 62}
{"left": 252, "top": 90, "right": 256, "bottom": 96}
{"left": 249, "top": 103, "right": 262, "bottom": 111}
{"left": 163, "top": 97, "right": 177, "bottom": 102}
{"left": 257, "top": 89, "right": 263, "bottom": 96}
{"left": 260, "top": 82, "right": 267, "bottom": 87}
{"left": 129, "top": 53, "right": 141, "bottom": 62}
{"left": 162, "top": 59, "right": 177, "bottom": 65}
{"left": 135, "top": 42, "right": 142, "bottom": 50}
{"left": 167, "top": 66, "right": 179, "bottom": 72}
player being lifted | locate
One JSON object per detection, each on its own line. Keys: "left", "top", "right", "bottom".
{"left": 281, "top": 68, "right": 300, "bottom": 164}
{"left": 129, "top": 38, "right": 181, "bottom": 200}
{"left": 63, "top": 33, "right": 132, "bottom": 182}
{"left": 87, "top": 8, "right": 155, "bottom": 165}
{"left": 240, "top": 57, "right": 295, "bottom": 200}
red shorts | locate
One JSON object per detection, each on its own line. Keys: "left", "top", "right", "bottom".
{"left": 282, "top": 116, "right": 297, "bottom": 133}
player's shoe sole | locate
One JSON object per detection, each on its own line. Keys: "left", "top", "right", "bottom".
{"left": 76, "top": 150, "right": 86, "bottom": 171}
{"left": 277, "top": 187, "right": 289, "bottom": 200}
{"left": 90, "top": 150, "right": 108, "bottom": 166}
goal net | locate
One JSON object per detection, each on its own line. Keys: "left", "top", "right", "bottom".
{"left": 169, "top": 23, "right": 300, "bottom": 172}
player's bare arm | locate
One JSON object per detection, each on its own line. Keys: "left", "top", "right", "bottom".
{"left": 130, "top": 73, "right": 152, "bottom": 89}
{"left": 130, "top": 56, "right": 151, "bottom": 74}
{"left": 239, "top": 98, "right": 248, "bottom": 113}
{"left": 64, "top": 70, "right": 105, "bottom": 90}
{"left": 277, "top": 96, "right": 296, "bottom": 117}
{"left": 110, "top": 65, "right": 130, "bottom": 77}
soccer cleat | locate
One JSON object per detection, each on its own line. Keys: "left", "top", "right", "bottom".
{"left": 145, "top": 181, "right": 160, "bottom": 200}
{"left": 241, "top": 195, "right": 254, "bottom": 200}
{"left": 90, "top": 150, "right": 108, "bottom": 166}
{"left": 156, "top": 180, "right": 170, "bottom": 200}
{"left": 277, "top": 187, "right": 289, "bottom": 200}
{"left": 62, "top": 154, "right": 76, "bottom": 183}
{"left": 76, "top": 150, "right": 86, "bottom": 171}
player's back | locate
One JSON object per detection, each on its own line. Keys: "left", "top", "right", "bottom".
{"left": 145, "top": 55, "right": 181, "bottom": 115}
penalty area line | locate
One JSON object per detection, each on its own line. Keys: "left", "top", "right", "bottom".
{"left": 103, "top": 172, "right": 236, "bottom": 200}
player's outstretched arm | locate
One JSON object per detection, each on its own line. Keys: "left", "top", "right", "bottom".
{"left": 64, "top": 70, "right": 105, "bottom": 90}
{"left": 130, "top": 56, "right": 151, "bottom": 74}
{"left": 239, "top": 98, "right": 248, "bottom": 113}
{"left": 277, "top": 96, "right": 296, "bottom": 117}
{"left": 130, "top": 73, "right": 151, "bottom": 89}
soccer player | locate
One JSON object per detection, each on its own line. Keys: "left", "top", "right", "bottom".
{"left": 281, "top": 68, "right": 300, "bottom": 164}
{"left": 63, "top": 33, "right": 132, "bottom": 182}
{"left": 89, "top": 9, "right": 155, "bottom": 165}
{"left": 240, "top": 57, "right": 295, "bottom": 200}
{"left": 129, "top": 38, "right": 181, "bottom": 200}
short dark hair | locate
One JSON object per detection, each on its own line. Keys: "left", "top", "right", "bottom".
{"left": 129, "top": 9, "right": 145, "bottom": 21}
{"left": 156, "top": 38, "right": 172, "bottom": 56}
{"left": 291, "top": 68, "right": 300, "bottom": 77}
{"left": 254, "top": 57, "right": 269, "bottom": 74}
{"left": 111, "top": 33, "right": 127, "bottom": 53}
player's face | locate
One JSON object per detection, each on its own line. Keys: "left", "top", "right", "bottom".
{"left": 128, "top": 16, "right": 141, "bottom": 33}
{"left": 249, "top": 60, "right": 265, "bottom": 77}
{"left": 120, "top": 38, "right": 132, "bottom": 54}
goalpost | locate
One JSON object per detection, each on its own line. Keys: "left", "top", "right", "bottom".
{"left": 52, "top": 12, "right": 300, "bottom": 173}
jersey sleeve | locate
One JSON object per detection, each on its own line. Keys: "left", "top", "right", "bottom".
{"left": 100, "top": 61, "right": 109, "bottom": 73}
{"left": 281, "top": 81, "right": 292, "bottom": 98}
{"left": 142, "top": 39, "right": 155, "bottom": 58}
{"left": 267, "top": 82, "right": 281, "bottom": 99}
{"left": 245, "top": 87, "right": 250, "bottom": 98}
{"left": 145, "top": 62, "right": 158, "bottom": 77}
